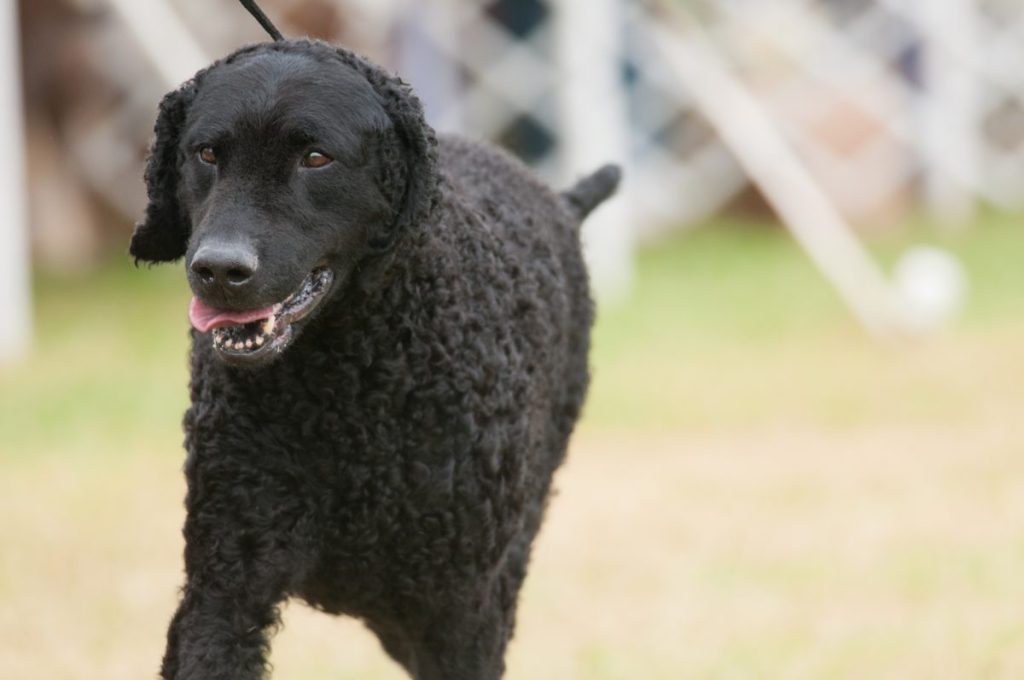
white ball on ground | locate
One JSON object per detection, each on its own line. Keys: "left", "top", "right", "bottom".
{"left": 893, "top": 246, "right": 968, "bottom": 333}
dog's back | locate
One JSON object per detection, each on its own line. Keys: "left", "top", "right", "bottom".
{"left": 436, "top": 134, "right": 596, "bottom": 463}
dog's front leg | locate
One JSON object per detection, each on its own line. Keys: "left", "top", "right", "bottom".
{"left": 160, "top": 584, "right": 281, "bottom": 680}
{"left": 159, "top": 512, "right": 290, "bottom": 680}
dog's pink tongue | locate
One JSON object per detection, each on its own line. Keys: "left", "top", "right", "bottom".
{"left": 188, "top": 297, "right": 277, "bottom": 332}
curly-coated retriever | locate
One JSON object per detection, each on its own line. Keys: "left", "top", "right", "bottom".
{"left": 130, "top": 35, "right": 620, "bottom": 680}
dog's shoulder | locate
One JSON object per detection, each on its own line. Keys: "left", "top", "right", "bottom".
{"left": 435, "top": 135, "right": 552, "bottom": 197}
{"left": 432, "top": 134, "right": 574, "bottom": 232}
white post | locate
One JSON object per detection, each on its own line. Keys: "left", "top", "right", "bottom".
{"left": 647, "top": 5, "right": 903, "bottom": 338}
{"left": 917, "top": 0, "right": 978, "bottom": 227}
{"left": 106, "top": 0, "right": 209, "bottom": 88}
{"left": 0, "top": 0, "right": 30, "bottom": 361}
{"left": 554, "top": 0, "right": 633, "bottom": 302}
{"left": 395, "top": 0, "right": 462, "bottom": 131}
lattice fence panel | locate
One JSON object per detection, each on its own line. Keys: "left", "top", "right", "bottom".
{"left": 79, "top": 0, "right": 1024, "bottom": 237}
{"left": 385, "top": 0, "right": 1024, "bottom": 232}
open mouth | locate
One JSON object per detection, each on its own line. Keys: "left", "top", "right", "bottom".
{"left": 189, "top": 267, "right": 334, "bottom": 364}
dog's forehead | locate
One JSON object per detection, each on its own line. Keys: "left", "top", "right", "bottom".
{"left": 188, "top": 50, "right": 388, "bottom": 136}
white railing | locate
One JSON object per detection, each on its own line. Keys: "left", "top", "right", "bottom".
{"left": 23, "top": 0, "right": 1019, "bottom": 333}
{"left": 68, "top": 0, "right": 1024, "bottom": 236}
{"left": 0, "top": 0, "right": 30, "bottom": 361}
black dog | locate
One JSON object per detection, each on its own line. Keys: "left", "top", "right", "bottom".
{"left": 131, "top": 30, "right": 619, "bottom": 680}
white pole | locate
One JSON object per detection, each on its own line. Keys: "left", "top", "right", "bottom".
{"left": 0, "top": 0, "right": 30, "bottom": 361}
{"left": 647, "top": 5, "right": 903, "bottom": 338}
{"left": 395, "top": 0, "right": 462, "bottom": 131}
{"left": 106, "top": 0, "right": 209, "bottom": 88}
{"left": 916, "top": 0, "right": 977, "bottom": 227}
{"left": 554, "top": 0, "right": 633, "bottom": 302}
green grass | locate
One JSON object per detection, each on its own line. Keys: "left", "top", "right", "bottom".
{"left": 3, "top": 214, "right": 1023, "bottom": 456}
{"left": 0, "top": 259, "right": 192, "bottom": 460}
{"left": 586, "top": 213, "right": 1024, "bottom": 429}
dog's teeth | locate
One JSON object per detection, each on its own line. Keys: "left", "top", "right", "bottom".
{"left": 211, "top": 319, "right": 274, "bottom": 353}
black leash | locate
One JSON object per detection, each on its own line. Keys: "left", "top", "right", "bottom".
{"left": 238, "top": 0, "right": 285, "bottom": 41}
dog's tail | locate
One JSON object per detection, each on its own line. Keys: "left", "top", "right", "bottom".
{"left": 561, "top": 164, "right": 622, "bottom": 221}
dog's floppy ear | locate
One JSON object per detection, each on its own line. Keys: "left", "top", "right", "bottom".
{"left": 129, "top": 84, "right": 196, "bottom": 264}
{"left": 338, "top": 50, "right": 439, "bottom": 252}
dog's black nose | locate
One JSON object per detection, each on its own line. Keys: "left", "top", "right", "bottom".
{"left": 190, "top": 243, "right": 259, "bottom": 289}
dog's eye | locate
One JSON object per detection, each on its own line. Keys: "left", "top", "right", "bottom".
{"left": 198, "top": 146, "right": 218, "bottom": 165}
{"left": 302, "top": 151, "right": 333, "bottom": 169}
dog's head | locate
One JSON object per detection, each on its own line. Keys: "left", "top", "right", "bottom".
{"left": 130, "top": 41, "right": 438, "bottom": 366}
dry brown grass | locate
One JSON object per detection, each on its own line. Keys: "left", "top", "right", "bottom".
{"left": 2, "top": 417, "right": 1023, "bottom": 679}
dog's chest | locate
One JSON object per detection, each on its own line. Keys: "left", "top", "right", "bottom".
{"left": 185, "top": 340, "right": 480, "bottom": 517}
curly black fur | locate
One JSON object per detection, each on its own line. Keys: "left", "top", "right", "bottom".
{"left": 132, "top": 39, "right": 619, "bottom": 680}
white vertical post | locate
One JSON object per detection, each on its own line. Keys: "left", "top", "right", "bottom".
{"left": 0, "top": 0, "right": 30, "bottom": 361}
{"left": 918, "top": 0, "right": 978, "bottom": 227}
{"left": 395, "top": 0, "right": 462, "bottom": 131}
{"left": 554, "top": 0, "right": 633, "bottom": 302}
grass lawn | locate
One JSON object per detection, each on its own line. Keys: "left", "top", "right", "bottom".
{"left": 1, "top": 215, "right": 1022, "bottom": 678}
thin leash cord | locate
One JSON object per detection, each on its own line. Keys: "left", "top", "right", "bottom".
{"left": 238, "top": 0, "right": 285, "bottom": 41}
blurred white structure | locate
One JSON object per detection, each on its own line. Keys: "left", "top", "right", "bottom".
{"left": 894, "top": 246, "right": 968, "bottom": 333}
{"left": 0, "top": 0, "right": 30, "bottom": 361}
{"left": 554, "top": 0, "right": 633, "bottom": 300}
{"left": 915, "top": 0, "right": 979, "bottom": 225}
{"left": 648, "top": 4, "right": 904, "bottom": 337}
{"left": 107, "top": 0, "right": 209, "bottom": 87}
{"left": 16, "top": 0, "right": 1024, "bottom": 339}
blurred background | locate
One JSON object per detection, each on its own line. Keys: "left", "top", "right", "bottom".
{"left": 1, "top": 0, "right": 1023, "bottom": 678}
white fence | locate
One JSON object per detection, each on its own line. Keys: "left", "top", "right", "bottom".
{"left": 8, "top": 0, "right": 1024, "bottom": 356}
{"left": 369, "top": 0, "right": 1024, "bottom": 233}
{"left": 46, "top": 0, "right": 1024, "bottom": 238}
